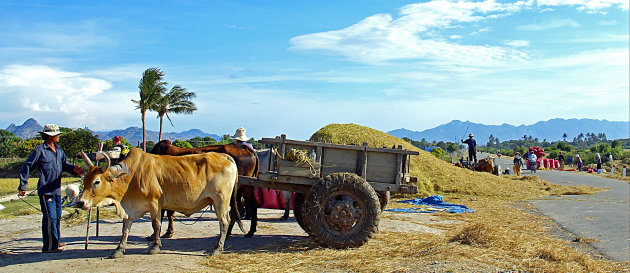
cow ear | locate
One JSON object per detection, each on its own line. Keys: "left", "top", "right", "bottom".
{"left": 108, "top": 162, "right": 131, "bottom": 180}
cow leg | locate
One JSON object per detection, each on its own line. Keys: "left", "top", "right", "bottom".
{"left": 147, "top": 209, "right": 166, "bottom": 241}
{"left": 243, "top": 186, "right": 257, "bottom": 237}
{"left": 161, "top": 210, "right": 174, "bottom": 238}
{"left": 109, "top": 218, "right": 133, "bottom": 259}
{"left": 227, "top": 186, "right": 256, "bottom": 237}
{"left": 280, "top": 191, "right": 291, "bottom": 221}
{"left": 208, "top": 198, "right": 230, "bottom": 256}
{"left": 147, "top": 205, "right": 161, "bottom": 255}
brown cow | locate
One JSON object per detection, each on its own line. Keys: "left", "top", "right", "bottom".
{"left": 78, "top": 148, "right": 242, "bottom": 258}
{"left": 150, "top": 140, "right": 259, "bottom": 238}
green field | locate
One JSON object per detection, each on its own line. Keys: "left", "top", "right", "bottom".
{"left": 0, "top": 177, "right": 80, "bottom": 196}
{"left": 0, "top": 195, "right": 40, "bottom": 219}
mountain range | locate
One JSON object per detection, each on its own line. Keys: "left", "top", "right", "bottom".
{"left": 5, "top": 118, "right": 629, "bottom": 146}
{"left": 4, "top": 118, "right": 221, "bottom": 145}
{"left": 388, "top": 119, "right": 629, "bottom": 143}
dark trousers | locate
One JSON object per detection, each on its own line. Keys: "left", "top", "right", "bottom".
{"left": 39, "top": 194, "right": 61, "bottom": 251}
{"left": 468, "top": 150, "right": 477, "bottom": 163}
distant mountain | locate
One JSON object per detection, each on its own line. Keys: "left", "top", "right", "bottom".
{"left": 5, "top": 118, "right": 221, "bottom": 145}
{"left": 388, "top": 119, "right": 630, "bottom": 143}
{"left": 5, "top": 118, "right": 42, "bottom": 139}
{"left": 92, "top": 127, "right": 222, "bottom": 146}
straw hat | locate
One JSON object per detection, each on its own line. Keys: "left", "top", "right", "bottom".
{"left": 231, "top": 127, "right": 249, "bottom": 141}
{"left": 39, "top": 124, "right": 62, "bottom": 137}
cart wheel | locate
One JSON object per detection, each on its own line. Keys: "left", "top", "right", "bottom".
{"left": 303, "top": 173, "right": 380, "bottom": 249}
{"left": 376, "top": 191, "right": 390, "bottom": 212}
{"left": 293, "top": 193, "right": 306, "bottom": 231}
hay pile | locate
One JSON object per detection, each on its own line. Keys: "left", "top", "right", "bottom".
{"left": 310, "top": 123, "right": 601, "bottom": 200}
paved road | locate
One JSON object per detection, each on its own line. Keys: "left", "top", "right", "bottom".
{"left": 488, "top": 153, "right": 629, "bottom": 262}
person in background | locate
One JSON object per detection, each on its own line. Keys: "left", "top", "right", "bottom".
{"left": 461, "top": 133, "right": 477, "bottom": 163}
{"left": 568, "top": 154, "right": 574, "bottom": 168}
{"left": 608, "top": 152, "right": 613, "bottom": 163}
{"left": 529, "top": 150, "right": 537, "bottom": 173}
{"left": 558, "top": 151, "right": 565, "bottom": 170}
{"left": 576, "top": 154, "right": 583, "bottom": 171}
{"left": 513, "top": 152, "right": 523, "bottom": 176}
{"left": 18, "top": 124, "right": 84, "bottom": 253}
{"left": 104, "top": 136, "right": 129, "bottom": 164}
{"left": 595, "top": 153, "right": 602, "bottom": 171}
{"left": 231, "top": 127, "right": 254, "bottom": 151}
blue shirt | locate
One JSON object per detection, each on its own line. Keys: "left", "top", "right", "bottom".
{"left": 19, "top": 143, "right": 76, "bottom": 196}
{"left": 463, "top": 139, "right": 476, "bottom": 152}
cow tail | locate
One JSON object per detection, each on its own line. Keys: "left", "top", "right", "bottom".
{"left": 232, "top": 176, "right": 245, "bottom": 233}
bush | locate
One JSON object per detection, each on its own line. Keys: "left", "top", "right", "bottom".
{"left": 172, "top": 139, "right": 193, "bottom": 148}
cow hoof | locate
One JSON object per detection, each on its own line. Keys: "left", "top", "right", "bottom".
{"left": 161, "top": 231, "right": 173, "bottom": 238}
{"left": 244, "top": 232, "right": 254, "bottom": 238}
{"left": 147, "top": 245, "right": 160, "bottom": 255}
{"left": 108, "top": 250, "right": 124, "bottom": 259}
{"left": 146, "top": 234, "right": 155, "bottom": 241}
{"left": 280, "top": 215, "right": 289, "bottom": 221}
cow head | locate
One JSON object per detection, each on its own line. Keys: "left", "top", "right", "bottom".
{"left": 78, "top": 151, "right": 131, "bottom": 213}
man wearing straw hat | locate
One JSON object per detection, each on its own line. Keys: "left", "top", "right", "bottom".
{"left": 231, "top": 127, "right": 254, "bottom": 150}
{"left": 18, "top": 124, "right": 84, "bottom": 253}
{"left": 461, "top": 133, "right": 477, "bottom": 163}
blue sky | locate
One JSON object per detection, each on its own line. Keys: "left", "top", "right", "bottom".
{"left": 0, "top": 0, "right": 628, "bottom": 140}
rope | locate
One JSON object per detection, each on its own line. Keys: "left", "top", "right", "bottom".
{"left": 172, "top": 205, "right": 211, "bottom": 226}
{"left": 18, "top": 190, "right": 41, "bottom": 212}
{"left": 274, "top": 148, "right": 317, "bottom": 176}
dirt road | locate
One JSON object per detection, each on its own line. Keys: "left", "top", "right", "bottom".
{"left": 491, "top": 153, "right": 630, "bottom": 262}
{"left": 0, "top": 207, "right": 449, "bottom": 272}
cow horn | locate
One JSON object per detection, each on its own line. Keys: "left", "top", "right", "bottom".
{"left": 98, "top": 152, "right": 111, "bottom": 171}
{"left": 79, "top": 152, "right": 94, "bottom": 168}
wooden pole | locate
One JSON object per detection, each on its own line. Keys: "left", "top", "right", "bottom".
{"left": 85, "top": 207, "right": 92, "bottom": 250}
{"left": 96, "top": 207, "right": 100, "bottom": 237}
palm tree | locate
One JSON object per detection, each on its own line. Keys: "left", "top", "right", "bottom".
{"left": 154, "top": 85, "right": 197, "bottom": 141}
{"left": 132, "top": 68, "right": 167, "bottom": 151}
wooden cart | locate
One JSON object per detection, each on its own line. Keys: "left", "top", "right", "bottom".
{"left": 239, "top": 134, "right": 418, "bottom": 249}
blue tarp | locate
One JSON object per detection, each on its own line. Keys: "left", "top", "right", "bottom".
{"left": 385, "top": 195, "right": 474, "bottom": 213}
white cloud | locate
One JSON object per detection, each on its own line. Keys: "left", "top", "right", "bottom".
{"left": 0, "top": 64, "right": 138, "bottom": 130}
{"left": 504, "top": 40, "right": 530, "bottom": 47}
{"left": 517, "top": 18, "right": 580, "bottom": 30}
{"left": 450, "top": 35, "right": 462, "bottom": 39}
{"left": 537, "top": 0, "right": 629, "bottom": 12}
{"left": 290, "top": 0, "right": 530, "bottom": 66}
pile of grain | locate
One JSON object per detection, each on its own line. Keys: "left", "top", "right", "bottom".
{"left": 310, "top": 123, "right": 601, "bottom": 200}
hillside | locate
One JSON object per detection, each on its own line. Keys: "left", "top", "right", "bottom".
{"left": 311, "top": 123, "right": 592, "bottom": 199}
{"left": 389, "top": 118, "right": 630, "bottom": 143}
{"left": 4, "top": 118, "right": 221, "bottom": 144}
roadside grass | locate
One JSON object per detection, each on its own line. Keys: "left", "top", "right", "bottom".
{"left": 61, "top": 206, "right": 119, "bottom": 227}
{"left": 0, "top": 194, "right": 119, "bottom": 226}
{"left": 0, "top": 177, "right": 81, "bottom": 196}
{"left": 0, "top": 196, "right": 40, "bottom": 219}
{"left": 204, "top": 124, "right": 627, "bottom": 272}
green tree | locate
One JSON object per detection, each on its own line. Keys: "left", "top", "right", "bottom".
{"left": 0, "top": 130, "right": 19, "bottom": 157}
{"left": 132, "top": 68, "right": 167, "bottom": 151}
{"left": 16, "top": 138, "right": 44, "bottom": 158}
{"left": 187, "top": 136, "right": 218, "bottom": 147}
{"left": 58, "top": 128, "right": 101, "bottom": 164}
{"left": 172, "top": 139, "right": 193, "bottom": 148}
{"left": 145, "top": 140, "right": 156, "bottom": 152}
{"left": 154, "top": 85, "right": 197, "bottom": 141}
